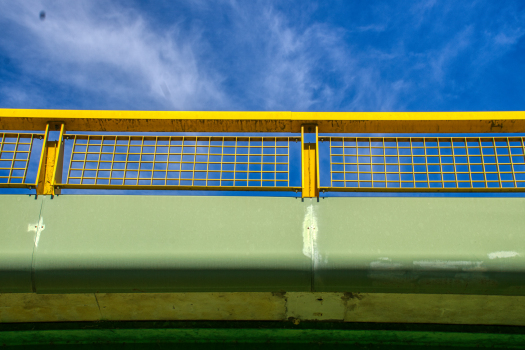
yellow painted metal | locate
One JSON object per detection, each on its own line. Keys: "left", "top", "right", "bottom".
{"left": 34, "top": 124, "right": 49, "bottom": 188}
{"left": 2, "top": 109, "right": 525, "bottom": 133}
{"left": 319, "top": 186, "right": 525, "bottom": 193}
{"left": 323, "top": 136, "right": 525, "bottom": 191}
{"left": 58, "top": 184, "right": 299, "bottom": 192}
{"left": 52, "top": 124, "right": 65, "bottom": 191}
{"left": 301, "top": 125, "right": 318, "bottom": 198}
{"left": 316, "top": 125, "right": 320, "bottom": 190}
{"left": 301, "top": 126, "right": 305, "bottom": 193}
{"left": 36, "top": 124, "right": 64, "bottom": 196}
{"left": 64, "top": 135, "right": 294, "bottom": 189}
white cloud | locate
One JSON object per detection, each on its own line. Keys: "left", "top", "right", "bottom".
{"left": 0, "top": 0, "right": 413, "bottom": 111}
{"left": 223, "top": 2, "right": 411, "bottom": 111}
{"left": 0, "top": 1, "right": 523, "bottom": 112}
{"left": 428, "top": 26, "right": 474, "bottom": 84}
{"left": 0, "top": 0, "right": 228, "bottom": 110}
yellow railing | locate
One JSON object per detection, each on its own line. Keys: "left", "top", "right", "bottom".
{"left": 1, "top": 109, "right": 525, "bottom": 197}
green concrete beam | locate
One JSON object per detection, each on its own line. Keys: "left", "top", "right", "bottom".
{"left": 1, "top": 195, "right": 525, "bottom": 295}
{"left": 314, "top": 197, "right": 525, "bottom": 294}
{"left": 34, "top": 195, "right": 311, "bottom": 293}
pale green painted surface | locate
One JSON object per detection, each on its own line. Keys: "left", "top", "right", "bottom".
{"left": 314, "top": 197, "right": 525, "bottom": 294}
{"left": 1, "top": 195, "right": 525, "bottom": 294}
{"left": 0, "top": 195, "right": 42, "bottom": 292}
{"left": 34, "top": 195, "right": 311, "bottom": 293}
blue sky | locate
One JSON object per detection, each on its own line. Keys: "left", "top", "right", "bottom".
{"left": 0, "top": 0, "right": 524, "bottom": 112}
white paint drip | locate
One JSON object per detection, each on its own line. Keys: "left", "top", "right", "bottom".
{"left": 302, "top": 203, "right": 320, "bottom": 265}
{"left": 311, "top": 206, "right": 320, "bottom": 266}
{"left": 488, "top": 251, "right": 520, "bottom": 259}
{"left": 413, "top": 260, "right": 485, "bottom": 271}
{"left": 302, "top": 205, "right": 313, "bottom": 258}
{"left": 27, "top": 217, "right": 45, "bottom": 247}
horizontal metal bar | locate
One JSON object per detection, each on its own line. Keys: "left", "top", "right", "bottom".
{"left": 2, "top": 109, "right": 525, "bottom": 133}
{"left": 56, "top": 184, "right": 301, "bottom": 192}
{"left": 319, "top": 186, "right": 525, "bottom": 193}
{"left": 0, "top": 183, "right": 33, "bottom": 189}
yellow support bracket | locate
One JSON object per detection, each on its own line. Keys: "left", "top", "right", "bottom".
{"left": 301, "top": 124, "right": 319, "bottom": 198}
{"left": 35, "top": 123, "right": 65, "bottom": 196}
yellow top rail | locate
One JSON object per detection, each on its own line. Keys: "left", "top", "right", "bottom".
{"left": 1, "top": 109, "right": 525, "bottom": 133}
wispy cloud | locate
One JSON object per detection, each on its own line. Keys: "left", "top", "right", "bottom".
{"left": 0, "top": 0, "right": 227, "bottom": 110}
{"left": 0, "top": 0, "right": 523, "bottom": 112}
{"left": 428, "top": 26, "right": 474, "bottom": 84}
{"left": 217, "top": 1, "right": 411, "bottom": 111}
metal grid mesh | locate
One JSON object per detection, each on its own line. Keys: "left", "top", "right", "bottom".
{"left": 0, "top": 133, "right": 37, "bottom": 184}
{"left": 327, "top": 137, "right": 525, "bottom": 189}
{"left": 65, "top": 135, "right": 293, "bottom": 187}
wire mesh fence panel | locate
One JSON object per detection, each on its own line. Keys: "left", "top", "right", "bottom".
{"left": 65, "top": 135, "right": 295, "bottom": 188}
{"left": 0, "top": 133, "right": 40, "bottom": 185}
{"left": 325, "top": 136, "right": 525, "bottom": 189}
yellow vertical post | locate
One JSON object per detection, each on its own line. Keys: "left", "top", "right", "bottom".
{"left": 316, "top": 125, "right": 320, "bottom": 191}
{"left": 36, "top": 123, "right": 65, "bottom": 196}
{"left": 301, "top": 126, "right": 305, "bottom": 193}
{"left": 34, "top": 124, "right": 49, "bottom": 190}
{"left": 301, "top": 124, "right": 319, "bottom": 198}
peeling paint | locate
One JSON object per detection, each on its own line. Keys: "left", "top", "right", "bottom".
{"left": 413, "top": 260, "right": 485, "bottom": 271}
{"left": 488, "top": 251, "right": 520, "bottom": 259}
{"left": 302, "top": 204, "right": 318, "bottom": 261}
{"left": 302, "top": 203, "right": 321, "bottom": 272}
{"left": 311, "top": 205, "right": 320, "bottom": 267}
{"left": 28, "top": 217, "right": 45, "bottom": 247}
{"left": 302, "top": 205, "right": 313, "bottom": 259}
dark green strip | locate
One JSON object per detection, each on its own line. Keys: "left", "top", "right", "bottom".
{"left": 1, "top": 328, "right": 525, "bottom": 348}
